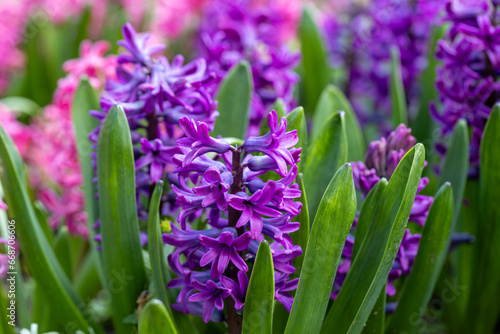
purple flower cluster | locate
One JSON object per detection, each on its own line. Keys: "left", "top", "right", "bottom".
{"left": 163, "top": 110, "right": 303, "bottom": 323}
{"left": 198, "top": 0, "right": 301, "bottom": 136}
{"left": 431, "top": 0, "right": 500, "bottom": 167}
{"left": 323, "top": 0, "right": 441, "bottom": 129}
{"left": 332, "top": 124, "right": 433, "bottom": 297}
{"left": 90, "top": 23, "right": 218, "bottom": 221}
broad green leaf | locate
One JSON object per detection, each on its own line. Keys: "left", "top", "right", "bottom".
{"left": 386, "top": 183, "right": 454, "bottom": 333}
{"left": 148, "top": 181, "right": 174, "bottom": 319}
{"left": 285, "top": 107, "right": 308, "bottom": 171}
{"left": 312, "top": 85, "right": 365, "bottom": 161}
{"left": 97, "top": 105, "right": 147, "bottom": 333}
{"left": 242, "top": 242, "right": 275, "bottom": 334}
{"left": 0, "top": 96, "right": 40, "bottom": 118}
{"left": 362, "top": 288, "right": 385, "bottom": 334}
{"left": 353, "top": 180, "right": 388, "bottom": 334}
{"left": 213, "top": 61, "right": 253, "bottom": 138}
{"left": 139, "top": 299, "right": 177, "bottom": 334}
{"left": 290, "top": 173, "right": 309, "bottom": 278}
{"left": 285, "top": 164, "right": 356, "bottom": 334}
{"left": 75, "top": 251, "right": 102, "bottom": 301}
{"left": 321, "top": 144, "right": 426, "bottom": 334}
{"left": 304, "top": 112, "right": 348, "bottom": 222}
{"left": 54, "top": 226, "right": 73, "bottom": 278}
{"left": 0, "top": 288, "right": 15, "bottom": 334}
{"left": 72, "top": 78, "right": 100, "bottom": 226}
{"left": 390, "top": 46, "right": 408, "bottom": 126}
{"left": 412, "top": 24, "right": 447, "bottom": 143}
{"left": 352, "top": 179, "right": 388, "bottom": 258}
{"left": 299, "top": 9, "right": 331, "bottom": 115}
{"left": 0, "top": 125, "right": 101, "bottom": 333}
{"left": 463, "top": 106, "right": 500, "bottom": 333}
{"left": 438, "top": 119, "right": 469, "bottom": 231}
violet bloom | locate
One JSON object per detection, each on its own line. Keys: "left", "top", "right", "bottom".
{"left": 431, "top": 1, "right": 500, "bottom": 171}
{"left": 332, "top": 124, "right": 433, "bottom": 299}
{"left": 199, "top": 229, "right": 251, "bottom": 279}
{"left": 90, "top": 23, "right": 218, "bottom": 221}
{"left": 163, "top": 110, "right": 302, "bottom": 322}
{"left": 323, "top": 0, "right": 441, "bottom": 130}
{"left": 198, "top": 0, "right": 301, "bottom": 136}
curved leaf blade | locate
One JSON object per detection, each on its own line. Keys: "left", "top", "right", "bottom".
{"left": 390, "top": 46, "right": 408, "bottom": 126}
{"left": 242, "top": 241, "right": 275, "bottom": 334}
{"left": 386, "top": 183, "right": 454, "bottom": 333}
{"left": 139, "top": 299, "right": 177, "bottom": 334}
{"left": 0, "top": 125, "right": 100, "bottom": 333}
{"left": 464, "top": 106, "right": 500, "bottom": 333}
{"left": 148, "top": 181, "right": 174, "bottom": 319}
{"left": 212, "top": 61, "right": 253, "bottom": 138}
{"left": 312, "top": 85, "right": 365, "bottom": 161}
{"left": 285, "top": 164, "right": 357, "bottom": 334}
{"left": 97, "top": 105, "right": 147, "bottom": 333}
{"left": 304, "top": 112, "right": 348, "bottom": 222}
{"left": 321, "top": 144, "right": 426, "bottom": 334}
{"left": 299, "top": 8, "right": 330, "bottom": 115}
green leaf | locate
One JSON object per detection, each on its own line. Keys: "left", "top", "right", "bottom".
{"left": 304, "top": 112, "right": 348, "bottom": 222}
{"left": 139, "top": 299, "right": 177, "bottom": 334}
{"left": 290, "top": 173, "right": 309, "bottom": 278}
{"left": 75, "top": 251, "right": 102, "bottom": 301}
{"left": 242, "top": 241, "right": 275, "bottom": 334}
{"left": 285, "top": 107, "right": 308, "bottom": 171}
{"left": 148, "top": 181, "right": 174, "bottom": 319}
{"left": 352, "top": 179, "right": 388, "bottom": 258}
{"left": 0, "top": 124, "right": 101, "bottom": 333}
{"left": 463, "top": 105, "right": 500, "bottom": 333}
{"left": 97, "top": 105, "right": 147, "bottom": 333}
{"left": 438, "top": 119, "right": 469, "bottom": 231}
{"left": 285, "top": 164, "right": 357, "bottom": 334}
{"left": 72, "top": 78, "right": 100, "bottom": 225}
{"left": 321, "top": 144, "right": 426, "bottom": 334}
{"left": 390, "top": 46, "right": 408, "bottom": 126}
{"left": 299, "top": 9, "right": 331, "bottom": 115}
{"left": 212, "top": 61, "right": 253, "bottom": 138}
{"left": 312, "top": 85, "right": 365, "bottom": 161}
{"left": 386, "top": 183, "right": 454, "bottom": 333}
{"left": 412, "top": 24, "right": 447, "bottom": 143}
{"left": 362, "top": 288, "right": 385, "bottom": 334}
{"left": 54, "top": 226, "right": 73, "bottom": 278}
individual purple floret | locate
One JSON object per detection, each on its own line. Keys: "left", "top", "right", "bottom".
{"left": 323, "top": 0, "right": 441, "bottom": 130}
{"left": 332, "top": 124, "right": 433, "bottom": 298}
{"left": 198, "top": 0, "right": 301, "bottom": 136}
{"left": 90, "top": 23, "right": 218, "bottom": 222}
{"left": 163, "top": 110, "right": 303, "bottom": 323}
{"left": 431, "top": 0, "right": 500, "bottom": 172}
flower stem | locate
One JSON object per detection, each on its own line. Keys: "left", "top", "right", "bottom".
{"left": 226, "top": 147, "right": 244, "bottom": 334}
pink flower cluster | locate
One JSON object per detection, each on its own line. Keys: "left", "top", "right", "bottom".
{"left": 0, "top": 1, "right": 28, "bottom": 94}
{"left": 27, "top": 41, "right": 116, "bottom": 237}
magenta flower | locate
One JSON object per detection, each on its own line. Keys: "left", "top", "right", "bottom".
{"left": 135, "top": 138, "right": 178, "bottom": 183}
{"left": 242, "top": 110, "right": 299, "bottom": 176}
{"left": 199, "top": 229, "right": 251, "bottom": 279}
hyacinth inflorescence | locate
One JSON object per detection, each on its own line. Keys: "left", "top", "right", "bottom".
{"left": 331, "top": 124, "right": 433, "bottom": 297}
{"left": 323, "top": 0, "right": 441, "bottom": 129}
{"left": 198, "top": 0, "right": 301, "bottom": 136}
{"left": 431, "top": 0, "right": 500, "bottom": 167}
{"left": 90, "top": 23, "right": 218, "bottom": 222}
{"left": 163, "top": 110, "right": 303, "bottom": 322}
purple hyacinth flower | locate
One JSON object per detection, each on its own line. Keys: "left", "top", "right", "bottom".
{"left": 177, "top": 117, "right": 231, "bottom": 166}
{"left": 271, "top": 244, "right": 302, "bottom": 275}
{"left": 163, "top": 224, "right": 220, "bottom": 249}
{"left": 458, "top": 14, "right": 500, "bottom": 68}
{"left": 228, "top": 181, "right": 282, "bottom": 239}
{"left": 220, "top": 271, "right": 249, "bottom": 310}
{"left": 242, "top": 110, "right": 299, "bottom": 177}
{"left": 192, "top": 165, "right": 233, "bottom": 211}
{"left": 275, "top": 274, "right": 299, "bottom": 312}
{"left": 188, "top": 279, "right": 231, "bottom": 323}
{"left": 199, "top": 229, "right": 251, "bottom": 279}
{"left": 117, "top": 23, "right": 166, "bottom": 66}
{"left": 135, "top": 138, "right": 178, "bottom": 183}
